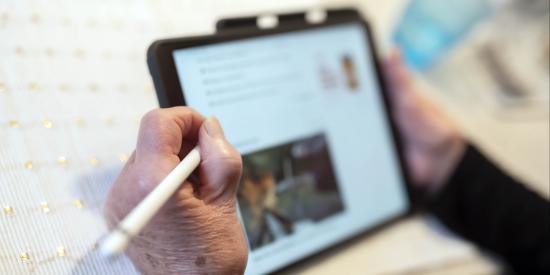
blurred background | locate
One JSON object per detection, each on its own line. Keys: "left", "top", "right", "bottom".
{"left": 0, "top": 0, "right": 548, "bottom": 274}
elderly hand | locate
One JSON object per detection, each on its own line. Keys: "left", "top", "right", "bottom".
{"left": 103, "top": 107, "right": 247, "bottom": 275}
{"left": 385, "top": 51, "right": 466, "bottom": 192}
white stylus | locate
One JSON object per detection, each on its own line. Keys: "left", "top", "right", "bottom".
{"left": 99, "top": 146, "right": 201, "bottom": 258}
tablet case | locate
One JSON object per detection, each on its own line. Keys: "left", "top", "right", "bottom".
{"left": 216, "top": 9, "right": 360, "bottom": 33}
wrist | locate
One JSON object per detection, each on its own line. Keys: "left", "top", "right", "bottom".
{"left": 124, "top": 207, "right": 248, "bottom": 275}
{"left": 429, "top": 138, "right": 467, "bottom": 194}
{"left": 127, "top": 234, "right": 247, "bottom": 275}
{"left": 128, "top": 246, "right": 246, "bottom": 275}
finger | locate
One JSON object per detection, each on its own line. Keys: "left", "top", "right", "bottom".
{"left": 197, "top": 117, "right": 243, "bottom": 204}
{"left": 136, "top": 107, "right": 205, "bottom": 161}
{"left": 132, "top": 107, "right": 205, "bottom": 193}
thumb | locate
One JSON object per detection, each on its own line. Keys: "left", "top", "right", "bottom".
{"left": 197, "top": 117, "right": 243, "bottom": 204}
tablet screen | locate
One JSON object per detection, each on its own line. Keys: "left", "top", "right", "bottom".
{"left": 172, "top": 23, "right": 408, "bottom": 274}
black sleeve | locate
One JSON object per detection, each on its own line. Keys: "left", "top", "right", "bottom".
{"left": 426, "top": 145, "right": 550, "bottom": 274}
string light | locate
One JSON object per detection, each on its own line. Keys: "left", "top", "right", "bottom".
{"left": 56, "top": 246, "right": 67, "bottom": 257}
{"left": 19, "top": 252, "right": 30, "bottom": 262}
{"left": 119, "top": 154, "right": 129, "bottom": 163}
{"left": 3, "top": 206, "right": 13, "bottom": 215}
{"left": 89, "top": 157, "right": 99, "bottom": 167}
{"left": 88, "top": 83, "right": 99, "bottom": 92}
{"left": 74, "top": 48, "right": 85, "bottom": 58}
{"left": 73, "top": 199, "right": 84, "bottom": 209}
{"left": 45, "top": 48, "right": 55, "bottom": 57}
{"left": 104, "top": 117, "right": 114, "bottom": 125}
{"left": 59, "top": 83, "right": 71, "bottom": 92}
{"left": 0, "top": 5, "right": 180, "bottom": 272}
{"left": 15, "top": 46, "right": 24, "bottom": 55}
{"left": 74, "top": 117, "right": 85, "bottom": 127}
{"left": 30, "top": 14, "right": 41, "bottom": 24}
{"left": 40, "top": 202, "right": 50, "bottom": 213}
{"left": 8, "top": 120, "right": 19, "bottom": 128}
{"left": 42, "top": 119, "right": 53, "bottom": 129}
{"left": 145, "top": 82, "right": 154, "bottom": 93}
{"left": 28, "top": 82, "right": 39, "bottom": 92}
{"left": 57, "top": 156, "right": 67, "bottom": 166}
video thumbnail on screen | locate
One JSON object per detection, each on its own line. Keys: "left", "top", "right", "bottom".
{"left": 237, "top": 133, "right": 345, "bottom": 250}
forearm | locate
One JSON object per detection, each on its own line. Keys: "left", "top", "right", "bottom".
{"left": 425, "top": 144, "right": 550, "bottom": 274}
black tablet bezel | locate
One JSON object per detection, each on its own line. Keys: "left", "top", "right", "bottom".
{"left": 147, "top": 8, "right": 415, "bottom": 272}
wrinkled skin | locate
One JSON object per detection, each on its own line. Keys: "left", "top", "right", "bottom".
{"left": 103, "top": 108, "right": 247, "bottom": 275}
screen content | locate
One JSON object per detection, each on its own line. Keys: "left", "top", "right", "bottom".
{"left": 173, "top": 23, "right": 408, "bottom": 274}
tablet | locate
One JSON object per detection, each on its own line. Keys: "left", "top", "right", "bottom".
{"left": 147, "top": 9, "right": 411, "bottom": 274}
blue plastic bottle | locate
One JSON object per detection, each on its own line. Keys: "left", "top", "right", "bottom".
{"left": 394, "top": 0, "right": 492, "bottom": 70}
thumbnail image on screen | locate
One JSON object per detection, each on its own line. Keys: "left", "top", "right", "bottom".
{"left": 237, "top": 133, "right": 345, "bottom": 250}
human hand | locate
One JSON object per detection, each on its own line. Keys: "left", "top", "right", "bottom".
{"left": 384, "top": 51, "right": 466, "bottom": 192}
{"left": 103, "top": 107, "right": 247, "bottom": 275}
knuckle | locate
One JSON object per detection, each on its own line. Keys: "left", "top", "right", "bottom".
{"left": 227, "top": 156, "right": 243, "bottom": 180}
{"left": 138, "top": 109, "right": 175, "bottom": 151}
{"left": 225, "top": 148, "right": 243, "bottom": 177}
{"left": 174, "top": 105, "right": 197, "bottom": 115}
{"left": 204, "top": 147, "right": 243, "bottom": 185}
{"left": 172, "top": 105, "right": 193, "bottom": 114}
{"left": 170, "top": 106, "right": 199, "bottom": 123}
{"left": 216, "top": 154, "right": 243, "bottom": 184}
{"left": 141, "top": 109, "right": 167, "bottom": 128}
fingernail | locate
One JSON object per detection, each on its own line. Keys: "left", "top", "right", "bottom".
{"left": 203, "top": 117, "right": 224, "bottom": 138}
